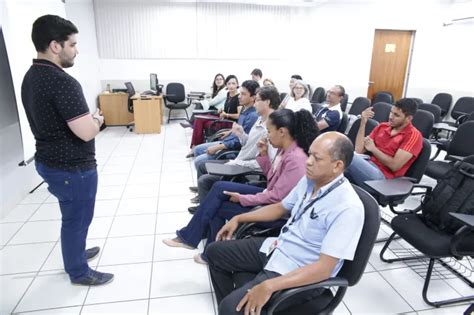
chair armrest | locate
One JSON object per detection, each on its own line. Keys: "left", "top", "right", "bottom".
{"left": 266, "top": 277, "right": 349, "bottom": 314}
{"left": 446, "top": 155, "right": 465, "bottom": 162}
{"left": 449, "top": 213, "right": 474, "bottom": 229}
{"left": 365, "top": 178, "right": 414, "bottom": 199}
{"left": 215, "top": 150, "right": 240, "bottom": 160}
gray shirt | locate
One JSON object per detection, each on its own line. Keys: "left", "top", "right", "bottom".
{"left": 226, "top": 117, "right": 276, "bottom": 170}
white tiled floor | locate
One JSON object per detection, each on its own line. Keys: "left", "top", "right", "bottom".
{"left": 1, "top": 123, "right": 472, "bottom": 315}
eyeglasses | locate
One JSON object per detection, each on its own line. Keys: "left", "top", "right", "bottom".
{"left": 294, "top": 86, "right": 305, "bottom": 90}
{"left": 255, "top": 98, "right": 263, "bottom": 102}
{"left": 327, "top": 90, "right": 340, "bottom": 96}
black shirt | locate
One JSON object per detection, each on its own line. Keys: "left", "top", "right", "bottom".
{"left": 21, "top": 59, "right": 96, "bottom": 171}
{"left": 224, "top": 92, "right": 240, "bottom": 121}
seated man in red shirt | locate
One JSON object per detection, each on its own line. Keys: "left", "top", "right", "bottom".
{"left": 344, "top": 98, "right": 423, "bottom": 190}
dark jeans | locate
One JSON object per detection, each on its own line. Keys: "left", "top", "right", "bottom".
{"left": 196, "top": 159, "right": 227, "bottom": 201}
{"left": 207, "top": 238, "right": 324, "bottom": 315}
{"left": 36, "top": 162, "right": 97, "bottom": 280}
{"left": 177, "top": 181, "right": 265, "bottom": 255}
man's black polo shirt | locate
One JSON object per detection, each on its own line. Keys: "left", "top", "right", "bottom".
{"left": 21, "top": 59, "right": 96, "bottom": 171}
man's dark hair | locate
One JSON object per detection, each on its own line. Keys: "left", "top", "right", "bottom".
{"left": 291, "top": 74, "right": 303, "bottom": 80}
{"left": 32, "top": 15, "right": 78, "bottom": 53}
{"left": 251, "top": 68, "right": 262, "bottom": 78}
{"left": 241, "top": 80, "right": 260, "bottom": 97}
{"left": 335, "top": 85, "right": 346, "bottom": 97}
{"left": 257, "top": 86, "right": 280, "bottom": 109}
{"left": 394, "top": 98, "right": 418, "bottom": 117}
{"left": 329, "top": 135, "right": 354, "bottom": 170}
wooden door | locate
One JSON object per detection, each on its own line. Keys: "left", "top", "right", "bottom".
{"left": 367, "top": 30, "right": 414, "bottom": 102}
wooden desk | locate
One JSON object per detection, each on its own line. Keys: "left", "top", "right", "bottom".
{"left": 98, "top": 93, "right": 133, "bottom": 125}
{"left": 133, "top": 96, "right": 163, "bottom": 134}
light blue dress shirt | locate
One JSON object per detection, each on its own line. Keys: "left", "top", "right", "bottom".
{"left": 260, "top": 174, "right": 364, "bottom": 277}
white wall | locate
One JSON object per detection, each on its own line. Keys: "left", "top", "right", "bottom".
{"left": 96, "top": 1, "right": 474, "bottom": 103}
{"left": 65, "top": 0, "right": 102, "bottom": 111}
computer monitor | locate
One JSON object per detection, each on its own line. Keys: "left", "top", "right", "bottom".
{"left": 124, "top": 82, "right": 135, "bottom": 97}
{"left": 150, "top": 73, "right": 158, "bottom": 91}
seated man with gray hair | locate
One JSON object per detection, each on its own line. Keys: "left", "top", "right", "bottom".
{"left": 206, "top": 132, "right": 364, "bottom": 315}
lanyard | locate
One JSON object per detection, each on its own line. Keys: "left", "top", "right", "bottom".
{"left": 282, "top": 177, "right": 345, "bottom": 233}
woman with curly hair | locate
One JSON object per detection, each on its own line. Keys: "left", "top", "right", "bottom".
{"left": 163, "top": 108, "right": 320, "bottom": 264}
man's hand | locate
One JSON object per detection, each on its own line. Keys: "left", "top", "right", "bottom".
{"left": 364, "top": 136, "right": 376, "bottom": 152}
{"left": 257, "top": 137, "right": 269, "bottom": 156}
{"left": 232, "top": 123, "right": 244, "bottom": 137}
{"left": 93, "top": 109, "right": 104, "bottom": 127}
{"left": 236, "top": 282, "right": 273, "bottom": 315}
{"left": 224, "top": 191, "right": 240, "bottom": 203}
{"left": 207, "top": 145, "right": 221, "bottom": 155}
{"left": 219, "top": 130, "right": 231, "bottom": 139}
{"left": 361, "top": 107, "right": 375, "bottom": 122}
{"left": 216, "top": 216, "right": 239, "bottom": 241}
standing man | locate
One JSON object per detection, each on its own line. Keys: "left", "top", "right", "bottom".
{"left": 21, "top": 15, "right": 113, "bottom": 286}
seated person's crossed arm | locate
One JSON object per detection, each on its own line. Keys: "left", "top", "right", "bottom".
{"left": 344, "top": 98, "right": 423, "bottom": 190}
{"left": 192, "top": 80, "right": 260, "bottom": 162}
{"left": 205, "top": 132, "right": 364, "bottom": 315}
{"left": 163, "top": 108, "right": 320, "bottom": 265}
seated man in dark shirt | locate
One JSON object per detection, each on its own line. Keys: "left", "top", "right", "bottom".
{"left": 206, "top": 132, "right": 364, "bottom": 315}
{"left": 314, "top": 85, "right": 345, "bottom": 132}
{"left": 344, "top": 98, "right": 423, "bottom": 190}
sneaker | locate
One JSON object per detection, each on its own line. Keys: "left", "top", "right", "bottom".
{"left": 162, "top": 237, "right": 195, "bottom": 250}
{"left": 190, "top": 196, "right": 200, "bottom": 204}
{"left": 86, "top": 246, "right": 100, "bottom": 261}
{"left": 180, "top": 121, "right": 192, "bottom": 128}
{"left": 189, "top": 186, "right": 198, "bottom": 193}
{"left": 193, "top": 254, "right": 207, "bottom": 265}
{"left": 188, "top": 206, "right": 198, "bottom": 214}
{"left": 185, "top": 152, "right": 195, "bottom": 158}
{"left": 71, "top": 269, "right": 114, "bottom": 286}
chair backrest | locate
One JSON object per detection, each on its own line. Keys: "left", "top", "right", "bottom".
{"left": 346, "top": 118, "right": 379, "bottom": 145}
{"left": 431, "top": 92, "right": 452, "bottom": 117}
{"left": 373, "top": 91, "right": 393, "bottom": 104}
{"left": 311, "top": 103, "right": 323, "bottom": 115}
{"left": 337, "top": 112, "right": 349, "bottom": 133}
{"left": 340, "top": 93, "right": 349, "bottom": 112}
{"left": 404, "top": 138, "right": 431, "bottom": 183}
{"left": 338, "top": 185, "right": 380, "bottom": 286}
{"left": 165, "top": 82, "right": 186, "bottom": 104}
{"left": 410, "top": 97, "right": 423, "bottom": 105}
{"left": 124, "top": 82, "right": 135, "bottom": 113}
{"left": 412, "top": 109, "right": 434, "bottom": 139}
{"left": 311, "top": 87, "right": 326, "bottom": 104}
{"left": 451, "top": 96, "right": 474, "bottom": 120}
{"left": 448, "top": 121, "right": 474, "bottom": 157}
{"left": 418, "top": 103, "right": 442, "bottom": 123}
{"left": 372, "top": 102, "right": 392, "bottom": 123}
{"left": 348, "top": 97, "right": 371, "bottom": 116}
{"left": 279, "top": 92, "right": 287, "bottom": 104}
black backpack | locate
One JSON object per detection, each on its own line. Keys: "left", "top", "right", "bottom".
{"left": 422, "top": 159, "right": 474, "bottom": 234}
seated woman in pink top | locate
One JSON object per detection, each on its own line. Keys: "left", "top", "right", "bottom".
{"left": 163, "top": 108, "right": 320, "bottom": 263}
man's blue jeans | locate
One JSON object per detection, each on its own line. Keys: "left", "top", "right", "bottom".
{"left": 193, "top": 141, "right": 220, "bottom": 169}
{"left": 344, "top": 154, "right": 385, "bottom": 191}
{"left": 36, "top": 162, "right": 97, "bottom": 281}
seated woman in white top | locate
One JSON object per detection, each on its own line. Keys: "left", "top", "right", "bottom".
{"left": 195, "top": 73, "right": 227, "bottom": 110}
{"left": 281, "top": 80, "right": 312, "bottom": 112}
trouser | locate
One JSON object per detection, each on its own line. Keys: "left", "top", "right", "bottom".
{"left": 190, "top": 115, "right": 218, "bottom": 148}
{"left": 193, "top": 141, "right": 220, "bottom": 167}
{"left": 344, "top": 154, "right": 385, "bottom": 191}
{"left": 176, "top": 181, "right": 264, "bottom": 252}
{"left": 206, "top": 238, "right": 324, "bottom": 315}
{"left": 35, "top": 162, "right": 97, "bottom": 280}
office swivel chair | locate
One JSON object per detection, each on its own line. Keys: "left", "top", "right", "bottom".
{"left": 164, "top": 82, "right": 191, "bottom": 123}
{"left": 124, "top": 82, "right": 135, "bottom": 131}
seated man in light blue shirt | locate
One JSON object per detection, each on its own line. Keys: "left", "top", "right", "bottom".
{"left": 206, "top": 132, "right": 364, "bottom": 315}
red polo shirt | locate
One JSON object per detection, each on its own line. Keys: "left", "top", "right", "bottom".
{"left": 369, "top": 122, "right": 423, "bottom": 179}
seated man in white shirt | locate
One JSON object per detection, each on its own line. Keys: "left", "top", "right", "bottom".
{"left": 206, "top": 132, "right": 364, "bottom": 315}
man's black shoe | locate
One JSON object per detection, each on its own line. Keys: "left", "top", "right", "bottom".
{"left": 71, "top": 270, "right": 114, "bottom": 286}
{"left": 189, "top": 186, "right": 198, "bottom": 193}
{"left": 190, "top": 196, "right": 200, "bottom": 204}
{"left": 86, "top": 247, "right": 100, "bottom": 261}
{"left": 188, "top": 206, "right": 198, "bottom": 214}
